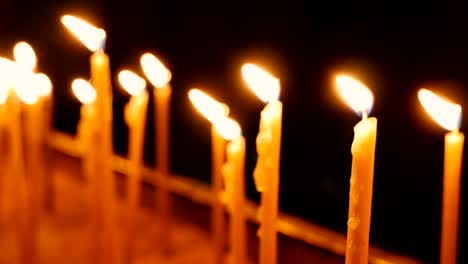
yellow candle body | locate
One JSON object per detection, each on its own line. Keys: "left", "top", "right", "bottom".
{"left": 440, "top": 131, "right": 464, "bottom": 264}
{"left": 345, "top": 117, "right": 377, "bottom": 264}
{"left": 154, "top": 85, "right": 171, "bottom": 252}
{"left": 123, "top": 92, "right": 149, "bottom": 264}
{"left": 77, "top": 104, "right": 98, "bottom": 232}
{"left": 211, "top": 126, "right": 226, "bottom": 264}
{"left": 25, "top": 99, "right": 46, "bottom": 213}
{"left": 90, "top": 51, "right": 117, "bottom": 263}
{"left": 254, "top": 101, "right": 282, "bottom": 264}
{"left": 7, "top": 95, "right": 35, "bottom": 264}
{"left": 222, "top": 137, "right": 247, "bottom": 264}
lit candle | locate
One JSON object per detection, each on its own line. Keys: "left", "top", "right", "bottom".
{"left": 242, "top": 63, "right": 282, "bottom": 264}
{"left": 216, "top": 117, "right": 247, "bottom": 264}
{"left": 118, "top": 69, "right": 148, "bottom": 264}
{"left": 62, "top": 15, "right": 117, "bottom": 263}
{"left": 14, "top": 42, "right": 52, "bottom": 211}
{"left": 72, "top": 78, "right": 97, "bottom": 229}
{"left": 418, "top": 89, "right": 463, "bottom": 264}
{"left": 0, "top": 58, "right": 16, "bottom": 225}
{"left": 10, "top": 62, "right": 40, "bottom": 264}
{"left": 140, "top": 53, "right": 172, "bottom": 252}
{"left": 188, "top": 88, "right": 230, "bottom": 263}
{"left": 336, "top": 75, "right": 377, "bottom": 264}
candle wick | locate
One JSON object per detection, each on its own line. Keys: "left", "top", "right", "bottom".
{"left": 361, "top": 111, "right": 368, "bottom": 120}
{"left": 99, "top": 38, "right": 106, "bottom": 52}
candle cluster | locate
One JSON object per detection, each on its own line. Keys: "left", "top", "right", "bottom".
{"left": 0, "top": 42, "right": 53, "bottom": 264}
{"left": 0, "top": 12, "right": 462, "bottom": 264}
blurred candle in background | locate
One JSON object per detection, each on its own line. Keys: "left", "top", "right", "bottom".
{"left": 10, "top": 61, "right": 40, "bottom": 264}
{"left": 118, "top": 69, "right": 149, "bottom": 264}
{"left": 141, "top": 53, "right": 172, "bottom": 253}
{"left": 188, "top": 88, "right": 229, "bottom": 263}
{"left": 217, "top": 117, "right": 247, "bottom": 264}
{"left": 72, "top": 78, "right": 97, "bottom": 229}
{"left": 418, "top": 89, "right": 464, "bottom": 264}
{"left": 336, "top": 75, "right": 377, "bottom": 264}
{"left": 61, "top": 15, "right": 117, "bottom": 263}
{"left": 242, "top": 63, "right": 282, "bottom": 264}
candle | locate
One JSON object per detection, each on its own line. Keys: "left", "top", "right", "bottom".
{"left": 216, "top": 117, "right": 247, "bottom": 264}
{"left": 336, "top": 74, "right": 377, "bottom": 264}
{"left": 140, "top": 53, "right": 172, "bottom": 252}
{"left": 118, "top": 69, "right": 149, "bottom": 264}
{"left": 62, "top": 15, "right": 118, "bottom": 263}
{"left": 188, "top": 88, "right": 230, "bottom": 263}
{"left": 72, "top": 78, "right": 97, "bottom": 229}
{"left": 13, "top": 41, "right": 52, "bottom": 210}
{"left": 10, "top": 63, "right": 40, "bottom": 264}
{"left": 418, "top": 89, "right": 464, "bottom": 264}
{"left": 242, "top": 63, "right": 282, "bottom": 264}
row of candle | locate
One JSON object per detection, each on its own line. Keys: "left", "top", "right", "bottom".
{"left": 0, "top": 13, "right": 461, "bottom": 264}
{"left": 59, "top": 14, "right": 467, "bottom": 264}
{"left": 0, "top": 41, "right": 53, "bottom": 264}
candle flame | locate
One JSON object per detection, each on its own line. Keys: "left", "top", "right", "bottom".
{"left": 118, "top": 70, "right": 146, "bottom": 96}
{"left": 72, "top": 78, "right": 96, "bottom": 105}
{"left": 13, "top": 71, "right": 39, "bottom": 105}
{"left": 214, "top": 117, "right": 242, "bottom": 141}
{"left": 61, "top": 15, "right": 106, "bottom": 52}
{"left": 188, "top": 88, "right": 229, "bottom": 124}
{"left": 35, "top": 73, "right": 53, "bottom": 96}
{"left": 336, "top": 74, "right": 374, "bottom": 116}
{"left": 242, "top": 63, "right": 280, "bottom": 103}
{"left": 13, "top": 42, "right": 37, "bottom": 70}
{"left": 140, "top": 53, "right": 171, "bottom": 89}
{"left": 418, "top": 88, "right": 461, "bottom": 131}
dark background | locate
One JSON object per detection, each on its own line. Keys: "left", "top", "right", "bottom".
{"left": 2, "top": 0, "right": 468, "bottom": 262}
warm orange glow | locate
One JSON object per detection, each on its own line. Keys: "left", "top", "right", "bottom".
{"left": 242, "top": 63, "right": 280, "bottom": 103}
{"left": 72, "top": 78, "right": 96, "bottom": 105}
{"left": 61, "top": 15, "right": 106, "bottom": 52}
{"left": 118, "top": 70, "right": 146, "bottom": 96}
{"left": 214, "top": 117, "right": 242, "bottom": 141}
{"left": 35, "top": 73, "right": 53, "bottom": 96}
{"left": 13, "top": 41, "right": 37, "bottom": 70}
{"left": 188, "top": 88, "right": 229, "bottom": 124}
{"left": 336, "top": 74, "right": 374, "bottom": 116}
{"left": 140, "top": 53, "right": 172, "bottom": 88}
{"left": 418, "top": 88, "right": 461, "bottom": 131}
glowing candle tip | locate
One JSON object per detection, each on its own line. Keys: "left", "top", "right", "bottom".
{"left": 61, "top": 14, "right": 106, "bottom": 52}
{"left": 214, "top": 117, "right": 242, "bottom": 141}
{"left": 418, "top": 88, "right": 461, "bottom": 131}
{"left": 72, "top": 78, "right": 96, "bottom": 105}
{"left": 242, "top": 63, "right": 280, "bottom": 103}
{"left": 13, "top": 41, "right": 37, "bottom": 70}
{"left": 118, "top": 70, "right": 146, "bottom": 96}
{"left": 335, "top": 74, "right": 374, "bottom": 116}
{"left": 140, "top": 53, "right": 171, "bottom": 88}
{"left": 188, "top": 88, "right": 229, "bottom": 124}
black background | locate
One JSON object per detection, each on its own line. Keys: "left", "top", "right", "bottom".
{"left": 2, "top": 0, "right": 468, "bottom": 262}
